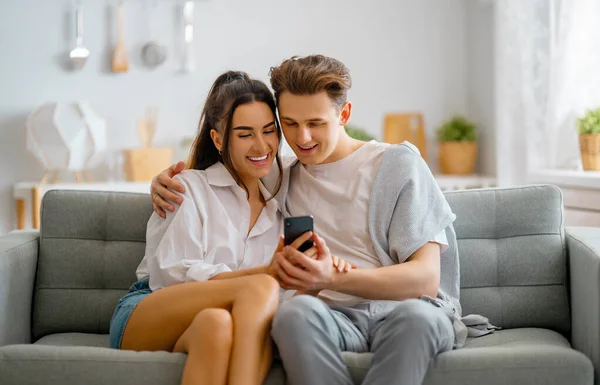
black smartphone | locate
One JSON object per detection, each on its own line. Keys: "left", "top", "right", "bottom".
{"left": 284, "top": 216, "right": 314, "bottom": 252}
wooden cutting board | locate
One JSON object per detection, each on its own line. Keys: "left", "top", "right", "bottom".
{"left": 383, "top": 113, "right": 428, "bottom": 163}
{"left": 122, "top": 148, "right": 173, "bottom": 182}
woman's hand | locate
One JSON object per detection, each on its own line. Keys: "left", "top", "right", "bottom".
{"left": 266, "top": 236, "right": 285, "bottom": 278}
{"left": 267, "top": 232, "right": 317, "bottom": 277}
{"left": 332, "top": 255, "right": 355, "bottom": 273}
{"left": 150, "top": 161, "right": 186, "bottom": 218}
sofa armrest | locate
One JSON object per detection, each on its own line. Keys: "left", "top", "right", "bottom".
{"left": 566, "top": 226, "right": 600, "bottom": 378}
{"left": 0, "top": 230, "right": 39, "bottom": 346}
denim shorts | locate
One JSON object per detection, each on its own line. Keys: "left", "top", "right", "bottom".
{"left": 109, "top": 277, "right": 152, "bottom": 349}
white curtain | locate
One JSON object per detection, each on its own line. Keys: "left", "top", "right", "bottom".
{"left": 495, "top": 0, "right": 600, "bottom": 185}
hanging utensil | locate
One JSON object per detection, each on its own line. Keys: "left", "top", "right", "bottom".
{"left": 141, "top": 1, "right": 167, "bottom": 69}
{"left": 182, "top": 1, "right": 195, "bottom": 73}
{"left": 69, "top": 0, "right": 89, "bottom": 71}
{"left": 112, "top": 0, "right": 129, "bottom": 73}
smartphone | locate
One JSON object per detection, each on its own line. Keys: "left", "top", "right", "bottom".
{"left": 284, "top": 216, "right": 314, "bottom": 252}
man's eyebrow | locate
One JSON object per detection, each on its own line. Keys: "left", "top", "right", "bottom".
{"left": 280, "top": 117, "right": 325, "bottom": 122}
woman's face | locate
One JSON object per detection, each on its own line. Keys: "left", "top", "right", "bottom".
{"left": 225, "top": 101, "right": 279, "bottom": 185}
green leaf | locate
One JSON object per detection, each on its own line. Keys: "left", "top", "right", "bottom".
{"left": 344, "top": 124, "right": 375, "bottom": 141}
{"left": 577, "top": 108, "right": 600, "bottom": 135}
{"left": 436, "top": 116, "right": 477, "bottom": 142}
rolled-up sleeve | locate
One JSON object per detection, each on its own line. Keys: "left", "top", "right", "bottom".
{"left": 144, "top": 176, "right": 232, "bottom": 290}
{"left": 430, "top": 229, "right": 449, "bottom": 253}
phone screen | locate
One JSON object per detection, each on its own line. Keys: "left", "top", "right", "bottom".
{"left": 284, "top": 216, "right": 314, "bottom": 252}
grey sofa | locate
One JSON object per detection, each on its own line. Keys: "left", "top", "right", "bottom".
{"left": 0, "top": 185, "right": 598, "bottom": 385}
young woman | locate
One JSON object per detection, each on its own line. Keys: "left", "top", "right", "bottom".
{"left": 109, "top": 71, "right": 350, "bottom": 385}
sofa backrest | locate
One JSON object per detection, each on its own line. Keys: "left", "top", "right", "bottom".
{"left": 33, "top": 190, "right": 152, "bottom": 340}
{"left": 445, "top": 185, "right": 569, "bottom": 336}
{"left": 33, "top": 185, "right": 570, "bottom": 339}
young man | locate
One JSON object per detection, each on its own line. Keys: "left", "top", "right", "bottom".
{"left": 151, "top": 55, "right": 485, "bottom": 385}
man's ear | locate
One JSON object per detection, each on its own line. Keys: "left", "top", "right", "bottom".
{"left": 210, "top": 129, "right": 223, "bottom": 152}
{"left": 339, "top": 101, "right": 352, "bottom": 126}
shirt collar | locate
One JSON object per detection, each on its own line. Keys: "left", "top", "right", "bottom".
{"left": 205, "top": 161, "right": 280, "bottom": 213}
{"left": 260, "top": 181, "right": 279, "bottom": 213}
{"left": 205, "top": 162, "right": 237, "bottom": 187}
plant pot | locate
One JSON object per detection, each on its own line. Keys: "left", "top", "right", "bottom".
{"left": 579, "top": 133, "right": 600, "bottom": 171}
{"left": 439, "top": 141, "right": 477, "bottom": 175}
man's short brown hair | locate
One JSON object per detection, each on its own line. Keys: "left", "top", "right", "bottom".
{"left": 269, "top": 55, "right": 352, "bottom": 110}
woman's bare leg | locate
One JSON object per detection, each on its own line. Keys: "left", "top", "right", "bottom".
{"left": 228, "top": 286, "right": 278, "bottom": 385}
{"left": 120, "top": 274, "right": 279, "bottom": 385}
{"left": 172, "top": 308, "right": 233, "bottom": 385}
{"left": 257, "top": 334, "right": 274, "bottom": 381}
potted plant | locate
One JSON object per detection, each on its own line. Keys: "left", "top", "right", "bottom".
{"left": 345, "top": 124, "right": 375, "bottom": 141}
{"left": 436, "top": 115, "right": 477, "bottom": 175}
{"left": 577, "top": 108, "right": 600, "bottom": 171}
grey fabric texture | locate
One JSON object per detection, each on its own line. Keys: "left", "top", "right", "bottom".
{"left": 0, "top": 332, "right": 285, "bottom": 385}
{"left": 272, "top": 295, "right": 455, "bottom": 385}
{"left": 342, "top": 328, "right": 592, "bottom": 385}
{"left": 370, "top": 143, "right": 500, "bottom": 348}
{"left": 0, "top": 230, "right": 39, "bottom": 346}
{"left": 0, "top": 329, "right": 591, "bottom": 385}
{"left": 33, "top": 190, "right": 152, "bottom": 339}
{"left": 566, "top": 226, "right": 600, "bottom": 381}
{"left": 445, "top": 185, "right": 570, "bottom": 335}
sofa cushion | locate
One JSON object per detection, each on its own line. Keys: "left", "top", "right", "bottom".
{"left": 445, "top": 185, "right": 570, "bottom": 334}
{"left": 343, "top": 328, "right": 592, "bottom": 385}
{"left": 0, "top": 328, "right": 592, "bottom": 385}
{"left": 0, "top": 333, "right": 285, "bottom": 385}
{"left": 34, "top": 191, "right": 152, "bottom": 339}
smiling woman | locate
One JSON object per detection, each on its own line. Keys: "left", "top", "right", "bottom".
{"left": 108, "top": 71, "right": 287, "bottom": 385}
{"left": 227, "top": 105, "right": 279, "bottom": 178}
{"left": 189, "top": 72, "right": 284, "bottom": 199}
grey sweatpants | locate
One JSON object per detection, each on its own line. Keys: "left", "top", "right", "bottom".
{"left": 271, "top": 295, "right": 454, "bottom": 385}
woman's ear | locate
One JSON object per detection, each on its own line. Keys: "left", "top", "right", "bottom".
{"left": 210, "top": 129, "right": 223, "bottom": 152}
{"left": 339, "top": 101, "right": 352, "bottom": 126}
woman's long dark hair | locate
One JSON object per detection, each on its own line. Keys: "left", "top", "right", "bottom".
{"left": 188, "top": 71, "right": 283, "bottom": 200}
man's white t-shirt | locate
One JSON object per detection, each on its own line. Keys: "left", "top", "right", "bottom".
{"left": 286, "top": 140, "right": 448, "bottom": 306}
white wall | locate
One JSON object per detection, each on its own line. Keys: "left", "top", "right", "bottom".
{"left": 466, "top": 1, "right": 495, "bottom": 176}
{"left": 0, "top": 0, "right": 473, "bottom": 234}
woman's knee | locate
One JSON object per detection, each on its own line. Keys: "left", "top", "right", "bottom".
{"left": 179, "top": 308, "right": 233, "bottom": 351}
{"left": 238, "top": 274, "right": 280, "bottom": 308}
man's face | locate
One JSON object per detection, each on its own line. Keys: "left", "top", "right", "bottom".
{"left": 278, "top": 91, "right": 349, "bottom": 165}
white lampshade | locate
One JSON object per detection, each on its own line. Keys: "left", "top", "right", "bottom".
{"left": 26, "top": 101, "right": 107, "bottom": 171}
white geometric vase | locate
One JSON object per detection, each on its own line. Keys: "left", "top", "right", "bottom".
{"left": 26, "top": 101, "right": 107, "bottom": 173}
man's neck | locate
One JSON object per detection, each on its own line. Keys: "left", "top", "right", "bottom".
{"left": 320, "top": 132, "right": 366, "bottom": 164}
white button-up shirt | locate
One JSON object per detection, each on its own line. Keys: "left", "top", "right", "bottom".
{"left": 136, "top": 162, "right": 282, "bottom": 291}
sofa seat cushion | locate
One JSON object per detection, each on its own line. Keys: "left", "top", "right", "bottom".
{"left": 343, "top": 328, "right": 593, "bottom": 385}
{"left": 35, "top": 332, "right": 109, "bottom": 347}
{"left": 0, "top": 333, "right": 285, "bottom": 385}
{"left": 0, "top": 329, "right": 593, "bottom": 385}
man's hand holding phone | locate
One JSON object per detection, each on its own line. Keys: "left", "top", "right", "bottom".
{"left": 274, "top": 231, "right": 350, "bottom": 292}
